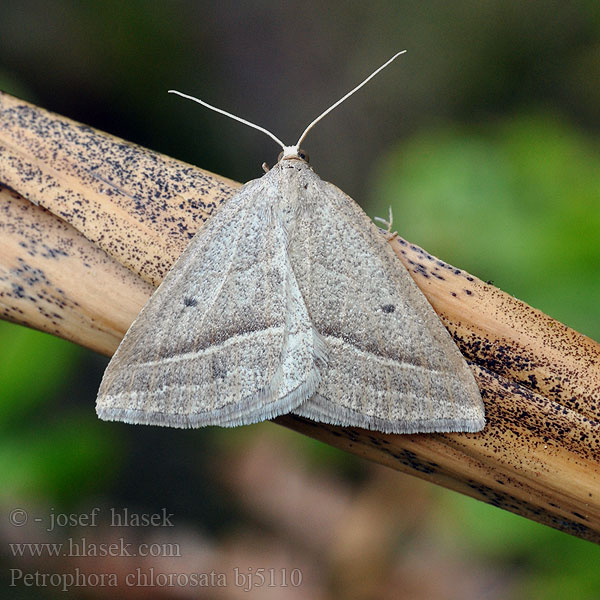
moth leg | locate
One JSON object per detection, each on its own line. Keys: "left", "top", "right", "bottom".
{"left": 374, "top": 206, "right": 398, "bottom": 241}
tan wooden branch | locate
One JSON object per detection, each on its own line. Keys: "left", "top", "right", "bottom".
{"left": 1, "top": 91, "right": 599, "bottom": 543}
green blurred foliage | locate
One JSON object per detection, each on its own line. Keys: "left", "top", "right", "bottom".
{"left": 0, "top": 322, "right": 120, "bottom": 505}
{"left": 436, "top": 491, "right": 600, "bottom": 600}
{"left": 371, "top": 112, "right": 600, "bottom": 339}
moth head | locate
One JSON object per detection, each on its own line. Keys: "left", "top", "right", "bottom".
{"left": 277, "top": 147, "right": 309, "bottom": 163}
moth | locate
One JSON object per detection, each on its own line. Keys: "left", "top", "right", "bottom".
{"left": 96, "top": 52, "right": 485, "bottom": 434}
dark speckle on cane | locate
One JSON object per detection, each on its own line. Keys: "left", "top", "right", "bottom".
{"left": 11, "top": 283, "right": 26, "bottom": 298}
{"left": 382, "top": 304, "right": 396, "bottom": 313}
{"left": 411, "top": 262, "right": 429, "bottom": 278}
{"left": 184, "top": 297, "right": 197, "bottom": 307}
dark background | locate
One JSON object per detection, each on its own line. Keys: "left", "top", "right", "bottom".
{"left": 1, "top": 2, "right": 599, "bottom": 598}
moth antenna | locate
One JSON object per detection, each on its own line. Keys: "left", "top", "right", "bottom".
{"left": 168, "top": 90, "right": 288, "bottom": 151}
{"left": 169, "top": 50, "right": 405, "bottom": 160}
{"left": 294, "top": 50, "right": 406, "bottom": 150}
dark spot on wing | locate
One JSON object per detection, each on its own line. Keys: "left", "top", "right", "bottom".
{"left": 381, "top": 304, "right": 396, "bottom": 313}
